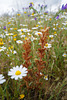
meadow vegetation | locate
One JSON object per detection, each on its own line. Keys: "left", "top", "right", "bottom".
{"left": 0, "top": 2, "right": 67, "bottom": 100}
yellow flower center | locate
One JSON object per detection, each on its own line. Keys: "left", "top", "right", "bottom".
{"left": 28, "top": 34, "right": 31, "bottom": 37}
{"left": 15, "top": 70, "right": 21, "bottom": 75}
{"left": 38, "top": 33, "right": 40, "bottom": 35}
{"left": 45, "top": 44, "right": 48, "bottom": 47}
{"left": 64, "top": 55, "right": 66, "bottom": 57}
{"left": 8, "top": 22, "right": 11, "bottom": 24}
{"left": 24, "top": 12, "right": 27, "bottom": 14}
{"left": 8, "top": 33, "right": 11, "bottom": 35}
{"left": 45, "top": 76, "right": 48, "bottom": 79}
{"left": 22, "top": 33, "right": 24, "bottom": 35}
{"left": 21, "top": 29, "right": 23, "bottom": 31}
{"left": 25, "top": 37, "right": 28, "bottom": 40}
{"left": 51, "top": 36, "right": 53, "bottom": 39}
{"left": 17, "top": 14, "right": 20, "bottom": 16}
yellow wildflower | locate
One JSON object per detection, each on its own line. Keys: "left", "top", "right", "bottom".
{"left": 19, "top": 94, "right": 25, "bottom": 99}
{"left": 14, "top": 28, "right": 17, "bottom": 30}
{"left": 7, "top": 22, "right": 11, "bottom": 24}
{"left": 8, "top": 47, "right": 11, "bottom": 50}
{"left": 0, "top": 38, "right": 3, "bottom": 42}
{"left": 36, "top": 25, "right": 39, "bottom": 27}
{"left": 49, "top": 18, "right": 52, "bottom": 21}
{"left": 24, "top": 12, "right": 27, "bottom": 14}
{"left": 0, "top": 42, "right": 4, "bottom": 46}
{"left": 17, "top": 14, "right": 21, "bottom": 16}
{"left": 14, "top": 38, "right": 16, "bottom": 41}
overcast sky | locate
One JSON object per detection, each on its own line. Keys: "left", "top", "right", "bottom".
{"left": 0, "top": 0, "right": 67, "bottom": 15}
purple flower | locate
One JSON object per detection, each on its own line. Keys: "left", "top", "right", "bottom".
{"left": 3, "top": 26, "right": 6, "bottom": 30}
{"left": 56, "top": 15, "right": 59, "bottom": 19}
{"left": 41, "top": 5, "right": 43, "bottom": 9}
{"left": 61, "top": 4, "right": 67, "bottom": 10}
{"left": 65, "top": 4, "right": 67, "bottom": 9}
{"left": 45, "top": 5, "right": 47, "bottom": 8}
{"left": 29, "top": 3, "right": 32, "bottom": 7}
{"left": 33, "top": 10, "right": 35, "bottom": 13}
{"left": 34, "top": 18, "right": 37, "bottom": 20}
{"left": 61, "top": 4, "right": 65, "bottom": 10}
{"left": 45, "top": 11, "right": 48, "bottom": 13}
{"left": 22, "top": 8, "right": 24, "bottom": 10}
{"left": 26, "top": 7, "right": 29, "bottom": 10}
{"left": 38, "top": 4, "right": 40, "bottom": 6}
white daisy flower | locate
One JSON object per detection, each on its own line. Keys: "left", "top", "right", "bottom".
{"left": 32, "top": 27, "right": 38, "bottom": 30}
{"left": 62, "top": 23, "right": 67, "bottom": 26}
{"left": 23, "top": 29, "right": 29, "bottom": 32}
{"left": 10, "top": 28, "right": 13, "bottom": 30}
{"left": 35, "top": 32, "right": 42, "bottom": 36}
{"left": 44, "top": 75, "right": 48, "bottom": 80}
{"left": 18, "top": 28, "right": 28, "bottom": 32}
{"left": 6, "top": 33, "right": 13, "bottom": 36}
{"left": 22, "top": 24, "right": 28, "bottom": 27}
{"left": 10, "top": 50, "right": 17, "bottom": 54}
{"left": 49, "top": 35, "right": 54, "bottom": 38}
{"left": 62, "top": 53, "right": 67, "bottom": 57}
{"left": 16, "top": 40, "right": 23, "bottom": 44}
{"left": 20, "top": 24, "right": 23, "bottom": 26}
{"left": 20, "top": 35, "right": 25, "bottom": 38}
{"left": 0, "top": 47, "right": 5, "bottom": 52}
{"left": 49, "top": 35, "right": 54, "bottom": 42}
{"left": 53, "top": 28, "right": 57, "bottom": 30}
{"left": 0, "top": 74, "right": 6, "bottom": 84}
{"left": 44, "top": 43, "right": 51, "bottom": 48}
{"left": 8, "top": 65, "right": 28, "bottom": 80}
{"left": 1, "top": 46, "right": 6, "bottom": 50}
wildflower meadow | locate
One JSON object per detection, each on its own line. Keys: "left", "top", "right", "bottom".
{"left": 0, "top": 2, "right": 67, "bottom": 100}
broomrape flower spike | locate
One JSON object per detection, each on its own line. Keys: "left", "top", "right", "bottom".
{"left": 0, "top": 74, "right": 6, "bottom": 84}
{"left": 8, "top": 65, "right": 28, "bottom": 80}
